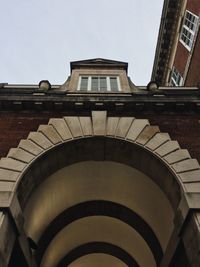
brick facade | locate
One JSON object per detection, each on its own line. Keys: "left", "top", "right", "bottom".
{"left": 0, "top": 111, "right": 199, "bottom": 163}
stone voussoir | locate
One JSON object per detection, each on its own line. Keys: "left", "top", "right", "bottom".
{"left": 164, "top": 149, "right": 191, "bottom": 165}
{"left": 126, "top": 119, "right": 149, "bottom": 141}
{"left": 0, "top": 158, "right": 27, "bottom": 172}
{"left": 64, "top": 116, "right": 83, "bottom": 138}
{"left": 48, "top": 118, "right": 73, "bottom": 141}
{"left": 106, "top": 117, "right": 120, "bottom": 136}
{"left": 172, "top": 159, "right": 200, "bottom": 173}
{"left": 0, "top": 168, "right": 19, "bottom": 182}
{"left": 92, "top": 111, "right": 107, "bottom": 136}
{"left": 18, "top": 139, "right": 44, "bottom": 156}
{"left": 136, "top": 125, "right": 160, "bottom": 145}
{"left": 145, "top": 132, "right": 171, "bottom": 151}
{"left": 179, "top": 169, "right": 200, "bottom": 183}
{"left": 7, "top": 148, "right": 35, "bottom": 164}
{"left": 38, "top": 125, "right": 62, "bottom": 145}
{"left": 155, "top": 140, "right": 180, "bottom": 157}
{"left": 115, "top": 117, "right": 134, "bottom": 138}
{"left": 28, "top": 132, "right": 53, "bottom": 150}
{"left": 79, "top": 116, "right": 93, "bottom": 136}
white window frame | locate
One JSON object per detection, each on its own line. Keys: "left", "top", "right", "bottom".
{"left": 180, "top": 10, "right": 199, "bottom": 51}
{"left": 78, "top": 76, "right": 121, "bottom": 92}
{"left": 170, "top": 67, "right": 183, "bottom": 86}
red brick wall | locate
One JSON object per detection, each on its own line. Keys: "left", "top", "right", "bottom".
{"left": 172, "top": 0, "right": 200, "bottom": 85}
{"left": 186, "top": 0, "right": 200, "bottom": 15}
{"left": 173, "top": 42, "right": 188, "bottom": 76}
{"left": 0, "top": 112, "right": 200, "bottom": 163}
{"left": 185, "top": 30, "right": 200, "bottom": 86}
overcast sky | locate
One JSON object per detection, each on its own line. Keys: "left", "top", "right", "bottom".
{"left": 0, "top": 0, "right": 164, "bottom": 85}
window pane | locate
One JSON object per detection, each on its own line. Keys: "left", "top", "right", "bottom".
{"left": 180, "top": 10, "right": 198, "bottom": 51}
{"left": 99, "top": 77, "right": 107, "bottom": 91}
{"left": 171, "top": 67, "right": 183, "bottom": 86}
{"left": 80, "top": 77, "right": 88, "bottom": 91}
{"left": 91, "top": 77, "right": 99, "bottom": 91}
{"left": 110, "top": 77, "right": 118, "bottom": 92}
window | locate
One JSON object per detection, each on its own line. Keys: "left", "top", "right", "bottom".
{"left": 78, "top": 76, "right": 121, "bottom": 92}
{"left": 170, "top": 67, "right": 183, "bottom": 86}
{"left": 180, "top": 10, "right": 199, "bottom": 51}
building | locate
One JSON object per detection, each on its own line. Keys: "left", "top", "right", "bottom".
{"left": 0, "top": 58, "right": 200, "bottom": 267}
{"left": 152, "top": 0, "right": 200, "bottom": 87}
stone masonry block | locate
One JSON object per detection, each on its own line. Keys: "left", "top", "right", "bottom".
{"left": 164, "top": 149, "right": 191, "bottom": 164}
{"left": 18, "top": 139, "right": 43, "bottom": 156}
{"left": 179, "top": 170, "right": 200, "bottom": 183}
{"left": 184, "top": 182, "right": 200, "bottom": 193}
{"left": 136, "top": 125, "right": 160, "bottom": 145}
{"left": 49, "top": 118, "right": 72, "bottom": 141}
{"left": 146, "top": 133, "right": 170, "bottom": 151}
{"left": 172, "top": 159, "right": 200, "bottom": 173}
{"left": 7, "top": 148, "right": 35, "bottom": 164}
{"left": 92, "top": 111, "right": 107, "bottom": 136}
{"left": 0, "top": 168, "right": 19, "bottom": 182}
{"left": 79, "top": 117, "right": 93, "bottom": 136}
{"left": 106, "top": 117, "right": 119, "bottom": 136}
{"left": 64, "top": 116, "right": 83, "bottom": 137}
{"left": 38, "top": 125, "right": 62, "bottom": 145}
{"left": 155, "top": 141, "right": 180, "bottom": 157}
{"left": 115, "top": 117, "right": 134, "bottom": 138}
{"left": 0, "top": 181, "right": 15, "bottom": 192}
{"left": 28, "top": 132, "right": 52, "bottom": 150}
{"left": 0, "top": 158, "right": 26, "bottom": 172}
{"left": 126, "top": 119, "right": 149, "bottom": 141}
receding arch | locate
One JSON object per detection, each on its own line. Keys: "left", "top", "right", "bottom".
{"left": 67, "top": 253, "right": 127, "bottom": 267}
{"left": 36, "top": 200, "right": 163, "bottom": 265}
{"left": 57, "top": 242, "right": 139, "bottom": 267}
{"left": 41, "top": 216, "right": 156, "bottom": 267}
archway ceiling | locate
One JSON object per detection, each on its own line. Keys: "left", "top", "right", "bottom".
{"left": 41, "top": 216, "right": 156, "bottom": 267}
{"left": 67, "top": 253, "right": 127, "bottom": 267}
{"left": 24, "top": 161, "right": 173, "bottom": 249}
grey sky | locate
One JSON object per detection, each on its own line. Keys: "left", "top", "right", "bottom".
{"left": 0, "top": 0, "right": 163, "bottom": 85}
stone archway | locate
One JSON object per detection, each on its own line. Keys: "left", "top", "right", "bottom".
{"left": 0, "top": 111, "right": 200, "bottom": 267}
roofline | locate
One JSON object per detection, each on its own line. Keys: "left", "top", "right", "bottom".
{"left": 151, "top": 0, "right": 170, "bottom": 81}
{"left": 70, "top": 58, "right": 128, "bottom": 73}
{"left": 151, "top": 0, "right": 184, "bottom": 85}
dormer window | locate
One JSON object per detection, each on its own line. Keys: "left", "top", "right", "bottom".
{"left": 78, "top": 76, "right": 121, "bottom": 92}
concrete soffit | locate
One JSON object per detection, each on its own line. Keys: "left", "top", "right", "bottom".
{"left": 0, "top": 111, "right": 200, "bottom": 266}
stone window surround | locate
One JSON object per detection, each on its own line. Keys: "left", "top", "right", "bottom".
{"left": 68, "top": 69, "right": 131, "bottom": 92}
{"left": 77, "top": 75, "right": 121, "bottom": 92}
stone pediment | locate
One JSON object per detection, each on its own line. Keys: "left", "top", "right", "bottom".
{"left": 70, "top": 58, "right": 128, "bottom": 72}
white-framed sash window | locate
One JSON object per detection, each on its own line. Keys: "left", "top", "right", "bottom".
{"left": 78, "top": 76, "right": 121, "bottom": 92}
{"left": 170, "top": 67, "right": 183, "bottom": 86}
{"left": 180, "top": 10, "right": 199, "bottom": 51}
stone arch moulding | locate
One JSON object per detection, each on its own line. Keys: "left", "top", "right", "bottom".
{"left": 0, "top": 111, "right": 200, "bottom": 267}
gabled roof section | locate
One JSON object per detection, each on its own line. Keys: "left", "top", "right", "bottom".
{"left": 70, "top": 58, "right": 128, "bottom": 73}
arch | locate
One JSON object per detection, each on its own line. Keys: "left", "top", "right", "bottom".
{"left": 36, "top": 200, "right": 163, "bottom": 265}
{"left": 65, "top": 253, "right": 127, "bottom": 267}
{"left": 57, "top": 242, "right": 139, "bottom": 267}
{"left": 0, "top": 111, "right": 200, "bottom": 267}
{"left": 1, "top": 111, "right": 198, "bottom": 210}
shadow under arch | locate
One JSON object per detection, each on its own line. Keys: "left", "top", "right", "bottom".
{"left": 57, "top": 242, "right": 139, "bottom": 267}
{"left": 36, "top": 200, "right": 163, "bottom": 265}
{"left": 17, "top": 137, "right": 181, "bottom": 212}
